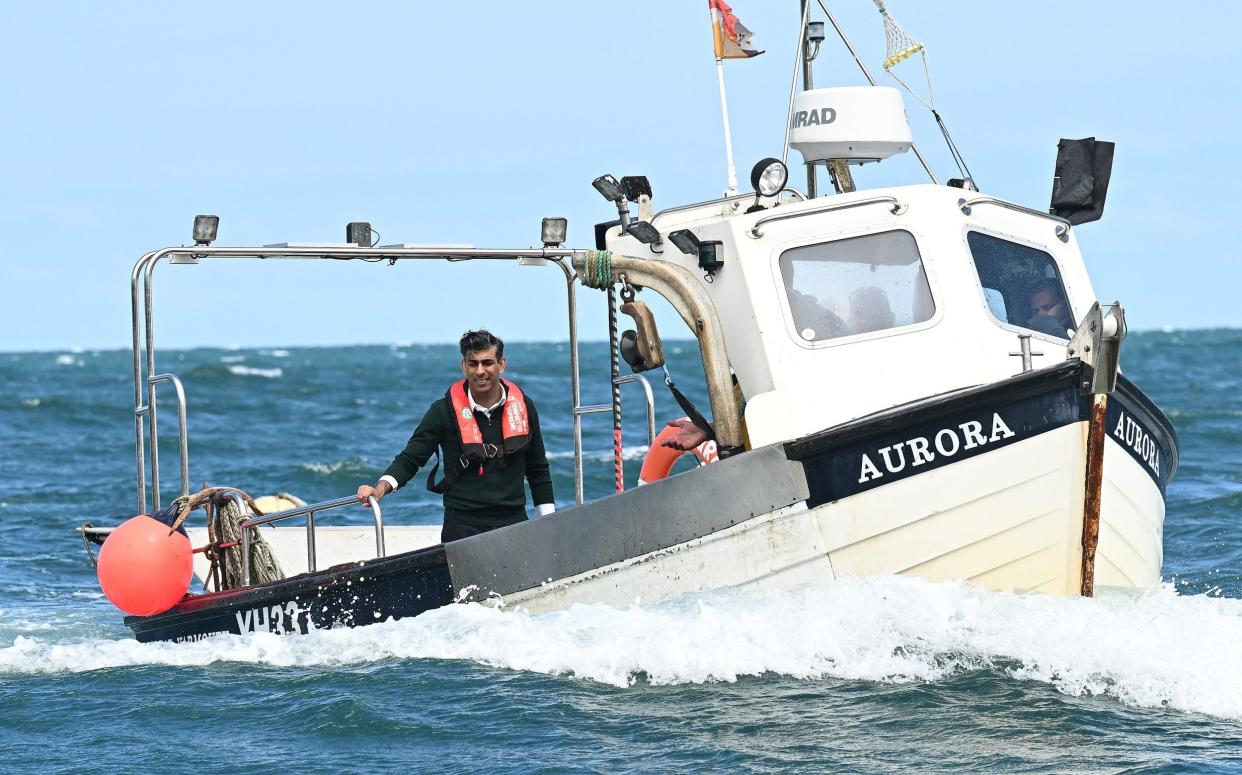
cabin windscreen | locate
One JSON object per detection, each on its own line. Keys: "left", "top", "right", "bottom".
{"left": 778, "top": 229, "right": 934, "bottom": 343}
{"left": 967, "top": 232, "right": 1074, "bottom": 340}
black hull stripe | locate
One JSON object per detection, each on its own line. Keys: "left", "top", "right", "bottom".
{"left": 1111, "top": 373, "right": 1179, "bottom": 488}
{"left": 787, "top": 361, "right": 1177, "bottom": 504}
{"left": 125, "top": 545, "right": 453, "bottom": 643}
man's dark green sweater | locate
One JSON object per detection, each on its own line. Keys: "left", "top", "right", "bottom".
{"left": 381, "top": 387, "right": 554, "bottom": 527}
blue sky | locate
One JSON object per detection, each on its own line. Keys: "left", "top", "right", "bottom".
{"left": 2, "top": 1, "right": 1238, "bottom": 352}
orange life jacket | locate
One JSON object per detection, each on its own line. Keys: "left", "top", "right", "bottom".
{"left": 427, "top": 379, "right": 530, "bottom": 494}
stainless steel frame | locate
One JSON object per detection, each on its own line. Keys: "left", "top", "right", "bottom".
{"left": 129, "top": 243, "right": 732, "bottom": 524}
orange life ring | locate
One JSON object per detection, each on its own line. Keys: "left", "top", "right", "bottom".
{"left": 638, "top": 418, "right": 719, "bottom": 485}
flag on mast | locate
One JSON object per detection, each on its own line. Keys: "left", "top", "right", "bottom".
{"left": 709, "top": 0, "right": 763, "bottom": 60}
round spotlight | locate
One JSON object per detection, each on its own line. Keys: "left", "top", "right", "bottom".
{"left": 750, "top": 158, "right": 788, "bottom": 197}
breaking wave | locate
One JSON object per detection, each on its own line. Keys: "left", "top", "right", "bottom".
{"left": 299, "top": 456, "right": 371, "bottom": 477}
{"left": 227, "top": 365, "right": 282, "bottom": 379}
{"left": 4, "top": 577, "right": 1242, "bottom": 720}
{"left": 547, "top": 445, "right": 652, "bottom": 463}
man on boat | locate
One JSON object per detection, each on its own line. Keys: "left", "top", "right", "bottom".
{"left": 1026, "top": 282, "right": 1075, "bottom": 338}
{"left": 356, "top": 330, "right": 555, "bottom": 542}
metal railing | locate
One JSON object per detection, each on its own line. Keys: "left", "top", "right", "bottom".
{"left": 238, "top": 495, "right": 384, "bottom": 586}
{"left": 958, "top": 197, "right": 1072, "bottom": 242}
{"left": 137, "top": 373, "right": 189, "bottom": 512}
{"left": 130, "top": 245, "right": 578, "bottom": 517}
{"left": 748, "top": 195, "right": 906, "bottom": 238}
{"left": 573, "top": 374, "right": 657, "bottom": 504}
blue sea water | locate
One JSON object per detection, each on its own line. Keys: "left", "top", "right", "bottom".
{"left": 3, "top": 334, "right": 1242, "bottom": 773}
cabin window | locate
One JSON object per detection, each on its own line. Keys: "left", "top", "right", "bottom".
{"left": 778, "top": 229, "right": 934, "bottom": 342}
{"left": 967, "top": 232, "right": 1074, "bottom": 339}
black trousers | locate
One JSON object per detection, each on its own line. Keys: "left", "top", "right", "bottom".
{"left": 441, "top": 520, "right": 505, "bottom": 543}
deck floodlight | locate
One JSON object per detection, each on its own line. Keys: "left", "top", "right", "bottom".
{"left": 593, "top": 173, "right": 633, "bottom": 229}
{"left": 192, "top": 215, "right": 219, "bottom": 246}
{"left": 751, "top": 158, "right": 789, "bottom": 197}
{"left": 541, "top": 217, "right": 568, "bottom": 247}
{"left": 346, "top": 222, "right": 373, "bottom": 247}
{"left": 620, "top": 176, "right": 652, "bottom": 201}
{"left": 592, "top": 174, "right": 625, "bottom": 203}
{"left": 627, "top": 220, "right": 661, "bottom": 246}
{"left": 668, "top": 229, "right": 701, "bottom": 255}
{"left": 669, "top": 229, "right": 721, "bottom": 277}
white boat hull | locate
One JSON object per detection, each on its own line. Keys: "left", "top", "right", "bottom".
{"left": 501, "top": 421, "right": 1165, "bottom": 613}
{"left": 132, "top": 362, "right": 1175, "bottom": 643}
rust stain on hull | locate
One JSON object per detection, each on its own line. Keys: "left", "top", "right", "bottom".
{"left": 1080, "top": 393, "right": 1108, "bottom": 597}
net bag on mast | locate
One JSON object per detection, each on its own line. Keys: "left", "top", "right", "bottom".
{"left": 874, "top": 0, "right": 924, "bottom": 70}
{"left": 871, "top": 0, "right": 974, "bottom": 184}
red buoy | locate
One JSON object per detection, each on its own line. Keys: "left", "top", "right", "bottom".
{"left": 97, "top": 515, "right": 193, "bottom": 616}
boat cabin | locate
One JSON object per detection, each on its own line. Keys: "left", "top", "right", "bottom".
{"left": 601, "top": 89, "right": 1091, "bottom": 449}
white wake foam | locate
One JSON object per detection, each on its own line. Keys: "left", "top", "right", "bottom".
{"left": 6, "top": 577, "right": 1242, "bottom": 719}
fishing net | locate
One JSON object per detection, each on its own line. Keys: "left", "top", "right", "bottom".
{"left": 872, "top": 0, "right": 924, "bottom": 70}
{"left": 870, "top": 0, "right": 974, "bottom": 184}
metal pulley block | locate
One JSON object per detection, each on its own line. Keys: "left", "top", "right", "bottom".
{"left": 618, "top": 282, "right": 665, "bottom": 373}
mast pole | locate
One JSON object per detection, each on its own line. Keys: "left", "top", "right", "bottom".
{"left": 714, "top": 56, "right": 740, "bottom": 195}
{"left": 799, "top": 0, "right": 818, "bottom": 197}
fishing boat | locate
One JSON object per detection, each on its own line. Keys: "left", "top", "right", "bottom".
{"left": 80, "top": 2, "right": 1177, "bottom": 643}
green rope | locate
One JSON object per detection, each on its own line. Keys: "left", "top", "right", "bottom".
{"left": 582, "top": 250, "right": 614, "bottom": 289}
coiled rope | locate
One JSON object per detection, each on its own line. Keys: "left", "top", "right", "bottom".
{"left": 171, "top": 486, "right": 285, "bottom": 590}
{"left": 581, "top": 250, "right": 614, "bottom": 289}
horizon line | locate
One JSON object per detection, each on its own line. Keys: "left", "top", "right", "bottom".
{"left": 0, "top": 326, "right": 1233, "bottom": 357}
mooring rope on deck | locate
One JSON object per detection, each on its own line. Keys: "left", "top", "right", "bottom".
{"left": 172, "top": 487, "right": 285, "bottom": 590}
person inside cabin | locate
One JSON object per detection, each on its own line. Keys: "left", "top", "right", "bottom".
{"left": 355, "top": 330, "right": 555, "bottom": 543}
{"left": 786, "top": 282, "right": 848, "bottom": 341}
{"left": 1026, "top": 281, "right": 1075, "bottom": 338}
{"left": 846, "top": 285, "right": 896, "bottom": 336}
